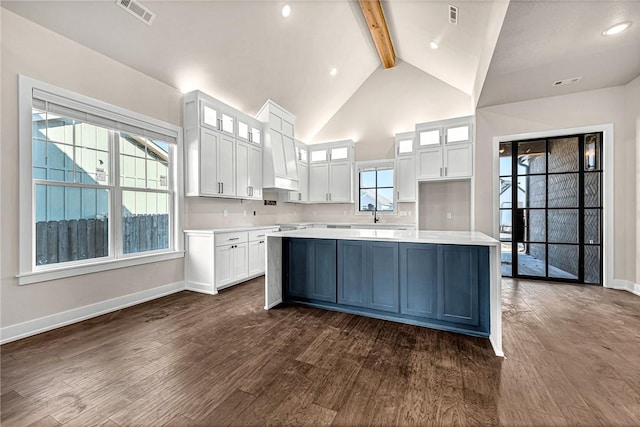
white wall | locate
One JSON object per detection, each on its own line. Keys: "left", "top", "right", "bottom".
{"left": 305, "top": 60, "right": 471, "bottom": 224}
{"left": 627, "top": 75, "right": 640, "bottom": 285}
{"left": 1, "top": 10, "right": 184, "bottom": 330}
{"left": 185, "top": 191, "right": 304, "bottom": 229}
{"left": 476, "top": 85, "right": 637, "bottom": 284}
{"left": 310, "top": 60, "right": 473, "bottom": 161}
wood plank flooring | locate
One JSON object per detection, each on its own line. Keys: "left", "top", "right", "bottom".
{"left": 2, "top": 277, "right": 639, "bottom": 426}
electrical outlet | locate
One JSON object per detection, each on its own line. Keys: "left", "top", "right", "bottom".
{"left": 243, "top": 210, "right": 246, "bottom": 216}
{"left": 223, "top": 209, "right": 228, "bottom": 217}
{"left": 447, "top": 212, "right": 452, "bottom": 220}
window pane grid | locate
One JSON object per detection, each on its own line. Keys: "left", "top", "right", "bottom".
{"left": 359, "top": 168, "right": 394, "bottom": 212}
{"left": 32, "top": 100, "right": 175, "bottom": 268}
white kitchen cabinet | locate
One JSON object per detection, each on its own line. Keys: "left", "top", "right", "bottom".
{"left": 309, "top": 161, "right": 352, "bottom": 202}
{"left": 394, "top": 131, "right": 417, "bottom": 202}
{"left": 308, "top": 140, "right": 354, "bottom": 203}
{"left": 416, "top": 144, "right": 472, "bottom": 179}
{"left": 329, "top": 162, "right": 352, "bottom": 202}
{"left": 201, "top": 102, "right": 235, "bottom": 137}
{"left": 414, "top": 116, "right": 473, "bottom": 181}
{"left": 287, "top": 141, "right": 309, "bottom": 203}
{"left": 185, "top": 227, "right": 278, "bottom": 294}
{"left": 236, "top": 141, "right": 262, "bottom": 199}
{"left": 184, "top": 90, "right": 262, "bottom": 200}
{"left": 199, "top": 129, "right": 235, "bottom": 196}
{"left": 215, "top": 241, "right": 248, "bottom": 289}
{"left": 257, "top": 100, "right": 299, "bottom": 191}
{"left": 288, "top": 162, "right": 308, "bottom": 202}
{"left": 396, "top": 155, "right": 416, "bottom": 202}
{"left": 309, "top": 163, "right": 329, "bottom": 201}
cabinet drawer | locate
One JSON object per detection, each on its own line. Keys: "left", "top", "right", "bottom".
{"left": 215, "top": 231, "right": 248, "bottom": 246}
{"left": 248, "top": 228, "right": 278, "bottom": 241}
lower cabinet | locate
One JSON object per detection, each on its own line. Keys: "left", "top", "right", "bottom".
{"left": 283, "top": 238, "right": 488, "bottom": 335}
{"left": 248, "top": 239, "right": 266, "bottom": 277}
{"left": 437, "top": 244, "right": 479, "bottom": 326}
{"left": 399, "top": 243, "right": 438, "bottom": 319}
{"left": 185, "top": 228, "right": 277, "bottom": 295}
{"left": 399, "top": 243, "right": 480, "bottom": 326}
{"left": 215, "top": 242, "right": 248, "bottom": 289}
{"left": 285, "top": 238, "right": 336, "bottom": 302}
{"left": 337, "top": 240, "right": 399, "bottom": 313}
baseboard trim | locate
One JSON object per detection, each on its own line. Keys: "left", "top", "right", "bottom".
{"left": 610, "top": 279, "right": 640, "bottom": 297}
{"left": 0, "top": 281, "right": 185, "bottom": 345}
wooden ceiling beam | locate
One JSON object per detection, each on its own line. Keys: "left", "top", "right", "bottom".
{"left": 358, "top": 0, "right": 396, "bottom": 69}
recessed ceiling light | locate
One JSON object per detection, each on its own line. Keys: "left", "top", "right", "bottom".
{"left": 602, "top": 21, "right": 632, "bottom": 36}
{"left": 430, "top": 41, "right": 439, "bottom": 50}
{"left": 281, "top": 4, "right": 291, "bottom": 18}
{"left": 329, "top": 68, "right": 338, "bottom": 77}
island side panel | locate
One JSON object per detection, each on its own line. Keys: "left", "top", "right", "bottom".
{"left": 489, "top": 244, "right": 503, "bottom": 356}
{"left": 265, "top": 235, "right": 283, "bottom": 309}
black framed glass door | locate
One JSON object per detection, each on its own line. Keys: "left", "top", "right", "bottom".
{"left": 499, "top": 133, "right": 602, "bottom": 284}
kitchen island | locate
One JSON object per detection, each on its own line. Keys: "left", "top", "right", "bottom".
{"left": 265, "top": 228, "right": 502, "bottom": 356}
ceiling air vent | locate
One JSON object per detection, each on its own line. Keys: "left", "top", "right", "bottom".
{"left": 553, "top": 77, "right": 583, "bottom": 86}
{"left": 449, "top": 5, "right": 458, "bottom": 25}
{"left": 115, "top": 0, "right": 155, "bottom": 26}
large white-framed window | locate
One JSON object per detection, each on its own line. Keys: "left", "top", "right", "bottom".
{"left": 18, "top": 76, "right": 184, "bottom": 285}
{"left": 356, "top": 160, "right": 396, "bottom": 214}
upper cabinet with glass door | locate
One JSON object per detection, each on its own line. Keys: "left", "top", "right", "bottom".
{"left": 183, "top": 90, "right": 263, "bottom": 200}
{"left": 394, "top": 131, "right": 416, "bottom": 202}
{"left": 415, "top": 116, "right": 474, "bottom": 180}
{"left": 237, "top": 116, "right": 262, "bottom": 146}
{"left": 201, "top": 101, "right": 235, "bottom": 137}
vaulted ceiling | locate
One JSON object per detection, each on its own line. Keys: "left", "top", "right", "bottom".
{"left": 3, "top": 1, "right": 639, "bottom": 142}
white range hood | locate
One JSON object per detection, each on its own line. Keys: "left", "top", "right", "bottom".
{"left": 256, "top": 100, "right": 299, "bottom": 191}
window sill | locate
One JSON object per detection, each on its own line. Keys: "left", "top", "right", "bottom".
{"left": 17, "top": 251, "right": 184, "bottom": 285}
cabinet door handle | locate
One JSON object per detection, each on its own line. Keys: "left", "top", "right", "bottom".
{"left": 228, "top": 237, "right": 240, "bottom": 241}
{"left": 439, "top": 167, "right": 443, "bottom": 177}
{"left": 221, "top": 182, "right": 224, "bottom": 193}
{"left": 259, "top": 240, "right": 264, "bottom": 244}
{"left": 444, "top": 166, "right": 448, "bottom": 176}
{"left": 298, "top": 193, "right": 301, "bottom": 201}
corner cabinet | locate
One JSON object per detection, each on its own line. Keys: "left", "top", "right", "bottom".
{"left": 256, "top": 100, "right": 299, "bottom": 191}
{"left": 185, "top": 227, "right": 279, "bottom": 295}
{"left": 285, "top": 141, "right": 309, "bottom": 203}
{"left": 184, "top": 90, "right": 263, "bottom": 200}
{"left": 415, "top": 116, "right": 473, "bottom": 180}
{"left": 308, "top": 141, "right": 354, "bottom": 203}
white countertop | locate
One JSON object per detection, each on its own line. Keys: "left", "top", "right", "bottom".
{"left": 184, "top": 225, "right": 279, "bottom": 234}
{"left": 270, "top": 228, "right": 499, "bottom": 246}
{"left": 278, "top": 222, "right": 416, "bottom": 229}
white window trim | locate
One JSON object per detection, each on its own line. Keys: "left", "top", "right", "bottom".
{"left": 18, "top": 75, "right": 184, "bottom": 285}
{"left": 354, "top": 159, "right": 397, "bottom": 215}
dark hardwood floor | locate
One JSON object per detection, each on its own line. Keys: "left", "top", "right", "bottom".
{"left": 2, "top": 277, "right": 639, "bottom": 426}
